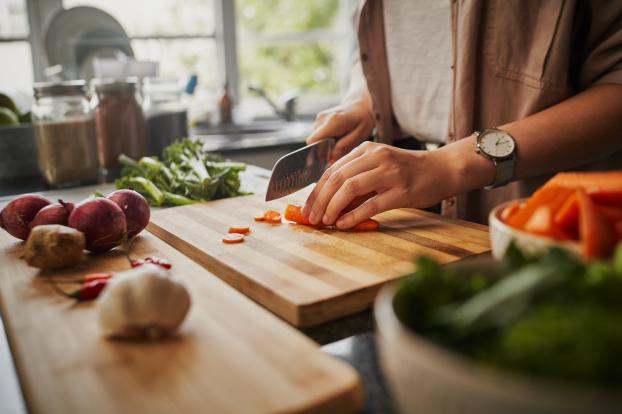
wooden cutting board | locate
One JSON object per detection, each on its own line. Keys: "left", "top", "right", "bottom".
{"left": 148, "top": 194, "right": 491, "bottom": 327}
{"left": 0, "top": 231, "right": 362, "bottom": 414}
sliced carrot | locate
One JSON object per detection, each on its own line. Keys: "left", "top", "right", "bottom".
{"left": 263, "top": 210, "right": 282, "bottom": 224}
{"left": 506, "top": 186, "right": 575, "bottom": 231}
{"left": 554, "top": 192, "right": 580, "bottom": 240}
{"left": 352, "top": 218, "right": 380, "bottom": 231}
{"left": 522, "top": 206, "right": 566, "bottom": 240}
{"left": 597, "top": 205, "right": 622, "bottom": 223}
{"left": 545, "top": 171, "right": 622, "bottom": 192}
{"left": 222, "top": 233, "right": 245, "bottom": 244}
{"left": 284, "top": 204, "right": 311, "bottom": 225}
{"left": 543, "top": 172, "right": 622, "bottom": 207}
{"left": 576, "top": 188, "right": 616, "bottom": 259}
{"left": 254, "top": 212, "right": 266, "bottom": 222}
{"left": 500, "top": 202, "right": 523, "bottom": 223}
{"left": 229, "top": 225, "right": 250, "bottom": 235}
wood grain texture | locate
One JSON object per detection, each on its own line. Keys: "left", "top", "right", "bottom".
{"left": 0, "top": 231, "right": 362, "bottom": 414}
{"left": 148, "top": 194, "right": 491, "bottom": 327}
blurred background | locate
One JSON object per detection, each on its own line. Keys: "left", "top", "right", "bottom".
{"left": 0, "top": 0, "right": 359, "bottom": 194}
{"left": 0, "top": 0, "right": 356, "bottom": 118}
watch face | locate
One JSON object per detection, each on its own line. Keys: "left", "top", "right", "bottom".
{"left": 479, "top": 130, "right": 516, "bottom": 158}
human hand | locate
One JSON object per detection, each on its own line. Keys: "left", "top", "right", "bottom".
{"left": 302, "top": 141, "right": 455, "bottom": 229}
{"left": 306, "top": 98, "right": 375, "bottom": 162}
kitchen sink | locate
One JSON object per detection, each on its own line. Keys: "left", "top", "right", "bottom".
{"left": 192, "top": 120, "right": 313, "bottom": 152}
{"left": 191, "top": 120, "right": 314, "bottom": 170}
{"left": 192, "top": 122, "right": 283, "bottom": 136}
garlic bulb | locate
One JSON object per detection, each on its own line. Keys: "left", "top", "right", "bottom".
{"left": 97, "top": 263, "right": 191, "bottom": 339}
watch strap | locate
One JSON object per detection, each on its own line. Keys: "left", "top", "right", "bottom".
{"left": 485, "top": 157, "right": 515, "bottom": 190}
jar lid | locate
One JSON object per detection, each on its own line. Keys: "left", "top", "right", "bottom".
{"left": 92, "top": 77, "right": 138, "bottom": 93}
{"left": 33, "top": 80, "right": 87, "bottom": 99}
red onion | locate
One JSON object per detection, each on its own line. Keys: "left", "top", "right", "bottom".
{"left": 0, "top": 194, "right": 51, "bottom": 240}
{"left": 68, "top": 198, "right": 127, "bottom": 253}
{"left": 29, "top": 200, "right": 74, "bottom": 229}
{"left": 107, "top": 189, "right": 150, "bottom": 238}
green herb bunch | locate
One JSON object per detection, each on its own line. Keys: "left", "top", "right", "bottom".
{"left": 115, "top": 138, "right": 248, "bottom": 206}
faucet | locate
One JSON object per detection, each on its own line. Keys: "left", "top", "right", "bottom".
{"left": 248, "top": 84, "right": 298, "bottom": 122}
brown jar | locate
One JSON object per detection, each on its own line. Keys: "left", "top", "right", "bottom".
{"left": 92, "top": 78, "right": 146, "bottom": 176}
{"left": 32, "top": 81, "right": 99, "bottom": 187}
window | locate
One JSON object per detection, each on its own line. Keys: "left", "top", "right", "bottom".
{"left": 0, "top": 0, "right": 34, "bottom": 96}
{"left": 237, "top": 0, "right": 355, "bottom": 114}
{"left": 63, "top": 0, "right": 220, "bottom": 92}
{"left": 0, "top": 0, "right": 355, "bottom": 117}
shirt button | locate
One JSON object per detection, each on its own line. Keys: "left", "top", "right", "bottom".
{"left": 361, "top": 53, "right": 369, "bottom": 62}
{"left": 450, "top": 65, "right": 455, "bottom": 70}
{"left": 375, "top": 112, "right": 381, "bottom": 121}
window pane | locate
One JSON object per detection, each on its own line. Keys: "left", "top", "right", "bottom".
{"left": 237, "top": 0, "right": 352, "bottom": 105}
{"left": 63, "top": 0, "right": 215, "bottom": 36}
{"left": 0, "top": 0, "right": 29, "bottom": 38}
{"left": 131, "top": 39, "right": 219, "bottom": 91}
{"left": 238, "top": 0, "right": 340, "bottom": 34}
{"left": 0, "top": 41, "right": 33, "bottom": 94}
{"left": 239, "top": 42, "right": 343, "bottom": 97}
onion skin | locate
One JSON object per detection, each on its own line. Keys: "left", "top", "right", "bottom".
{"left": 107, "top": 190, "right": 150, "bottom": 238}
{"left": 0, "top": 194, "right": 51, "bottom": 240}
{"left": 68, "top": 198, "right": 127, "bottom": 253}
{"left": 29, "top": 200, "right": 74, "bottom": 229}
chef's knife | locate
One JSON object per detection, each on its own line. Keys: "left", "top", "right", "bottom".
{"left": 265, "top": 138, "right": 336, "bottom": 201}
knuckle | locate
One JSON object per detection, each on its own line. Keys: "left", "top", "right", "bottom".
{"left": 327, "top": 169, "right": 343, "bottom": 185}
{"left": 360, "top": 140, "right": 374, "bottom": 150}
{"left": 343, "top": 177, "right": 360, "bottom": 194}
{"left": 374, "top": 145, "right": 393, "bottom": 160}
{"left": 365, "top": 199, "right": 380, "bottom": 215}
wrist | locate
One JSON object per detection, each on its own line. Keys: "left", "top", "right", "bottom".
{"left": 437, "top": 135, "right": 496, "bottom": 195}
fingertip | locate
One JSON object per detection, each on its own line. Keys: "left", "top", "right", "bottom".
{"left": 309, "top": 211, "right": 318, "bottom": 225}
{"left": 336, "top": 217, "right": 348, "bottom": 229}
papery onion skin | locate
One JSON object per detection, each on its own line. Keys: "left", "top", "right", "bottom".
{"left": 29, "top": 200, "right": 74, "bottom": 229}
{"left": 68, "top": 198, "right": 127, "bottom": 253}
{"left": 107, "top": 190, "right": 150, "bottom": 238}
{"left": 0, "top": 194, "right": 51, "bottom": 240}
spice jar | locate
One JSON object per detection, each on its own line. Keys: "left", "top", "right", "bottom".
{"left": 32, "top": 81, "right": 99, "bottom": 187}
{"left": 92, "top": 78, "right": 146, "bottom": 177}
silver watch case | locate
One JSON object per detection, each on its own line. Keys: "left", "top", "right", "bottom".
{"left": 474, "top": 128, "right": 517, "bottom": 189}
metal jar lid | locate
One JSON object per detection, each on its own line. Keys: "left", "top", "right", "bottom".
{"left": 91, "top": 77, "right": 138, "bottom": 94}
{"left": 33, "top": 80, "right": 87, "bottom": 99}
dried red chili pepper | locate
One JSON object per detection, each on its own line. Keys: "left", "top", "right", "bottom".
{"left": 83, "top": 271, "right": 114, "bottom": 283}
{"left": 67, "top": 279, "right": 109, "bottom": 301}
{"left": 130, "top": 256, "right": 172, "bottom": 269}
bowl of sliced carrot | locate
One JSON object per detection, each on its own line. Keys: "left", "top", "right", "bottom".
{"left": 490, "top": 171, "right": 622, "bottom": 261}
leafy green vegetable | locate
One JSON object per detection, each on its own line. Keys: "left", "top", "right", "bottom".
{"left": 115, "top": 138, "right": 249, "bottom": 206}
{"left": 394, "top": 241, "right": 622, "bottom": 385}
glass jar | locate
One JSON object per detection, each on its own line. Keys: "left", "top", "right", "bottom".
{"left": 32, "top": 80, "right": 100, "bottom": 187}
{"left": 92, "top": 78, "right": 146, "bottom": 177}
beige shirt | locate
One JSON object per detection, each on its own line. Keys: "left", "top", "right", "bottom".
{"left": 383, "top": 0, "right": 452, "bottom": 143}
{"left": 356, "top": 0, "right": 622, "bottom": 223}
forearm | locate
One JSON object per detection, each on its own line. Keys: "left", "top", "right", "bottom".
{"left": 441, "top": 83, "right": 622, "bottom": 195}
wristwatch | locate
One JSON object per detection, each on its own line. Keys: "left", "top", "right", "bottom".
{"left": 474, "top": 128, "right": 517, "bottom": 189}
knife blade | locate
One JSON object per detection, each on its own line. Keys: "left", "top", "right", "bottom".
{"left": 265, "top": 138, "right": 336, "bottom": 201}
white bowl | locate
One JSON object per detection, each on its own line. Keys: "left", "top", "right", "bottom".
{"left": 488, "top": 199, "right": 580, "bottom": 260}
{"left": 374, "top": 259, "right": 622, "bottom": 414}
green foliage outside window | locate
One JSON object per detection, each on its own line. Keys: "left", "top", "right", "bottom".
{"left": 237, "top": 0, "right": 344, "bottom": 97}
